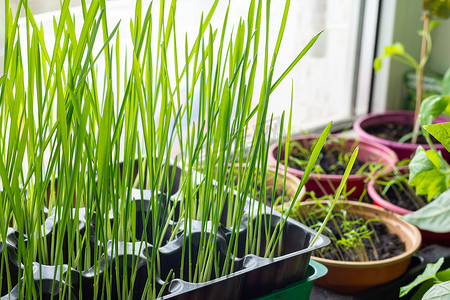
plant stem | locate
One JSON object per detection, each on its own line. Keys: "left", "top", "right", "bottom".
{"left": 412, "top": 12, "right": 430, "bottom": 144}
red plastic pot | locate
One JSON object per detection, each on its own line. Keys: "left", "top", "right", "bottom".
{"left": 268, "top": 135, "right": 398, "bottom": 198}
{"left": 368, "top": 166, "right": 450, "bottom": 247}
{"left": 353, "top": 110, "right": 450, "bottom": 161}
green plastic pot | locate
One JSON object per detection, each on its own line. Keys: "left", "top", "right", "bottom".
{"left": 254, "top": 260, "right": 328, "bottom": 300}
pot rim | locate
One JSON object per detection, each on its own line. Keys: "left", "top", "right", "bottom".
{"left": 268, "top": 134, "right": 398, "bottom": 181}
{"left": 300, "top": 200, "right": 421, "bottom": 267}
{"left": 353, "top": 110, "right": 448, "bottom": 151}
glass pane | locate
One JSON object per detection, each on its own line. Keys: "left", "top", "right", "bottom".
{"left": 2, "top": 0, "right": 364, "bottom": 133}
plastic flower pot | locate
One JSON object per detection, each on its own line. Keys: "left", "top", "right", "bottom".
{"left": 353, "top": 110, "right": 450, "bottom": 161}
{"left": 255, "top": 259, "right": 327, "bottom": 300}
{"left": 368, "top": 166, "right": 450, "bottom": 247}
{"left": 367, "top": 166, "right": 418, "bottom": 215}
{"left": 298, "top": 200, "right": 422, "bottom": 294}
{"left": 268, "top": 135, "right": 398, "bottom": 198}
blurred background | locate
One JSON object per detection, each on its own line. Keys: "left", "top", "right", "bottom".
{"left": 1, "top": 0, "right": 450, "bottom": 134}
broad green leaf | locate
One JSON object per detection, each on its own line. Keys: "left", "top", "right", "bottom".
{"left": 426, "top": 149, "right": 441, "bottom": 168}
{"left": 385, "top": 42, "right": 405, "bottom": 56}
{"left": 409, "top": 146, "right": 434, "bottom": 184}
{"left": 428, "top": 20, "right": 441, "bottom": 31}
{"left": 409, "top": 147, "right": 449, "bottom": 200}
{"left": 422, "top": 281, "right": 450, "bottom": 300}
{"left": 444, "top": 96, "right": 450, "bottom": 116}
{"left": 400, "top": 258, "right": 444, "bottom": 297}
{"left": 403, "top": 190, "right": 450, "bottom": 232}
{"left": 420, "top": 95, "right": 450, "bottom": 126}
{"left": 424, "top": 123, "right": 450, "bottom": 152}
{"left": 411, "top": 279, "right": 439, "bottom": 300}
{"left": 423, "top": 0, "right": 450, "bottom": 19}
{"left": 373, "top": 57, "right": 382, "bottom": 72}
{"left": 437, "top": 268, "right": 450, "bottom": 282}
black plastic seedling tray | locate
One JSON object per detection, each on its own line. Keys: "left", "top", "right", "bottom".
{"left": 0, "top": 164, "right": 330, "bottom": 299}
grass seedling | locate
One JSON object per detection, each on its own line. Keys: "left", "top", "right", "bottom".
{"left": 292, "top": 197, "right": 388, "bottom": 262}
{"left": 0, "top": 0, "right": 336, "bottom": 298}
{"left": 375, "top": 165, "right": 428, "bottom": 211}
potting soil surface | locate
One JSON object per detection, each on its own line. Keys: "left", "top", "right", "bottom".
{"left": 255, "top": 184, "right": 291, "bottom": 206}
{"left": 364, "top": 123, "right": 437, "bottom": 144}
{"left": 288, "top": 150, "right": 367, "bottom": 175}
{"left": 380, "top": 184, "right": 428, "bottom": 211}
{"left": 316, "top": 220, "right": 405, "bottom": 262}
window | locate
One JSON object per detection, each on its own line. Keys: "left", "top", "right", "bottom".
{"left": 2, "top": 0, "right": 378, "bottom": 133}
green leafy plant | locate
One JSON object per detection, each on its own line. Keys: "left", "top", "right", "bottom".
{"left": 0, "top": 0, "right": 339, "bottom": 298}
{"left": 405, "top": 109, "right": 450, "bottom": 232}
{"left": 407, "top": 65, "right": 450, "bottom": 199}
{"left": 374, "top": 0, "right": 450, "bottom": 144}
{"left": 400, "top": 257, "right": 450, "bottom": 299}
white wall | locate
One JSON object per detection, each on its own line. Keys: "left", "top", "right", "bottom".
{"left": 428, "top": 18, "right": 450, "bottom": 75}
{"left": 373, "top": 0, "right": 450, "bottom": 111}
{"left": 1, "top": 0, "right": 84, "bottom": 74}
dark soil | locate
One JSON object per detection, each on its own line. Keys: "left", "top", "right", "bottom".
{"left": 379, "top": 183, "right": 428, "bottom": 211}
{"left": 288, "top": 149, "right": 367, "bottom": 175}
{"left": 315, "top": 218, "right": 405, "bottom": 262}
{"left": 266, "top": 188, "right": 289, "bottom": 203}
{"left": 255, "top": 184, "right": 291, "bottom": 206}
{"left": 365, "top": 123, "right": 438, "bottom": 144}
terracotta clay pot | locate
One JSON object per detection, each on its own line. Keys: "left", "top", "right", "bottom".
{"left": 353, "top": 110, "right": 450, "bottom": 161}
{"left": 268, "top": 135, "right": 398, "bottom": 198}
{"left": 298, "top": 200, "right": 421, "bottom": 294}
{"left": 230, "top": 165, "right": 306, "bottom": 206}
{"left": 265, "top": 167, "right": 306, "bottom": 206}
{"left": 368, "top": 167, "right": 450, "bottom": 247}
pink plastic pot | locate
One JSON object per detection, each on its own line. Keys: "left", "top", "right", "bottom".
{"left": 353, "top": 110, "right": 450, "bottom": 161}
{"left": 367, "top": 166, "right": 413, "bottom": 215}
{"left": 368, "top": 166, "right": 450, "bottom": 247}
{"left": 268, "top": 135, "right": 398, "bottom": 198}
